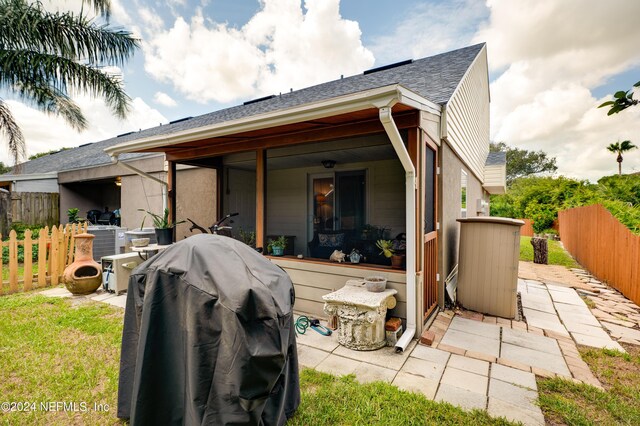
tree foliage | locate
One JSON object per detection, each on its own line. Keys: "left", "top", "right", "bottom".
{"left": 0, "top": 161, "right": 10, "bottom": 174}
{"left": 606, "top": 140, "right": 637, "bottom": 175}
{"left": 0, "top": 0, "right": 139, "bottom": 167}
{"left": 598, "top": 81, "right": 640, "bottom": 115}
{"left": 490, "top": 175, "right": 640, "bottom": 234}
{"left": 490, "top": 142, "right": 558, "bottom": 186}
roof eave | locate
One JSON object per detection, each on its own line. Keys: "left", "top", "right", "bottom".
{"left": 105, "top": 84, "right": 442, "bottom": 157}
{"left": 0, "top": 172, "right": 58, "bottom": 182}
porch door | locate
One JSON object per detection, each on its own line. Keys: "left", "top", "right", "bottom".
{"left": 424, "top": 142, "right": 438, "bottom": 319}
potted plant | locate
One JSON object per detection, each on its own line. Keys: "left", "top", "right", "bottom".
{"left": 267, "top": 235, "right": 287, "bottom": 256}
{"left": 139, "top": 208, "right": 185, "bottom": 245}
{"left": 391, "top": 233, "right": 406, "bottom": 269}
{"left": 376, "top": 239, "right": 394, "bottom": 265}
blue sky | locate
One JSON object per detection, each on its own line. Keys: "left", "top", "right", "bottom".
{"left": 3, "top": 0, "right": 640, "bottom": 181}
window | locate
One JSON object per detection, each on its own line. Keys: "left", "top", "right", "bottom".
{"left": 311, "top": 171, "right": 366, "bottom": 234}
{"left": 461, "top": 170, "right": 468, "bottom": 218}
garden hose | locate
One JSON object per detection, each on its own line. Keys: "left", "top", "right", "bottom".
{"left": 295, "top": 316, "right": 332, "bottom": 336}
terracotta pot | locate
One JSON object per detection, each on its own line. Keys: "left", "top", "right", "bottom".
{"left": 391, "top": 255, "right": 404, "bottom": 269}
{"left": 63, "top": 233, "right": 102, "bottom": 295}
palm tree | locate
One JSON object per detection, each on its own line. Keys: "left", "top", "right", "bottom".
{"left": 607, "top": 140, "right": 638, "bottom": 175}
{"left": 0, "top": 0, "right": 138, "bottom": 169}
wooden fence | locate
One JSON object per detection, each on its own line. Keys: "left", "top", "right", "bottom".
{"left": 0, "top": 192, "right": 59, "bottom": 235}
{"left": 520, "top": 219, "right": 534, "bottom": 237}
{"left": 559, "top": 204, "right": 640, "bottom": 305}
{"left": 0, "top": 223, "right": 88, "bottom": 295}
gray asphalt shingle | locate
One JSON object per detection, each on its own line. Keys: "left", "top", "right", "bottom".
{"left": 3, "top": 43, "right": 484, "bottom": 176}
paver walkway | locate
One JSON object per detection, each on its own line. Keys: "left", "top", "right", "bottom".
{"left": 39, "top": 286, "right": 127, "bottom": 308}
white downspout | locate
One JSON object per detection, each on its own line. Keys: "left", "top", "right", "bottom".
{"left": 379, "top": 106, "right": 417, "bottom": 353}
{"left": 110, "top": 155, "right": 168, "bottom": 210}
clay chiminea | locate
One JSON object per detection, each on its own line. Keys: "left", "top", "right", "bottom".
{"left": 63, "top": 233, "right": 102, "bottom": 295}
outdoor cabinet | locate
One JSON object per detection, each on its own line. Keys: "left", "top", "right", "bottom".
{"left": 456, "top": 217, "right": 524, "bottom": 318}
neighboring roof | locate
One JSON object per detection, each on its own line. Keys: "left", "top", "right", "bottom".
{"left": 1, "top": 137, "right": 151, "bottom": 177}
{"left": 486, "top": 151, "right": 506, "bottom": 166}
{"left": 3, "top": 43, "right": 485, "bottom": 178}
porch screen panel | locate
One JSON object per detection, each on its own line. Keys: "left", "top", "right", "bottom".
{"left": 336, "top": 171, "right": 365, "bottom": 232}
{"left": 424, "top": 148, "right": 435, "bottom": 233}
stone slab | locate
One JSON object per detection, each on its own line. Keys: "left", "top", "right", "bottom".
{"left": 500, "top": 343, "right": 571, "bottom": 377}
{"left": 353, "top": 363, "right": 397, "bottom": 384}
{"left": 399, "top": 357, "right": 446, "bottom": 382}
{"left": 488, "top": 378, "right": 539, "bottom": 410}
{"left": 448, "top": 316, "right": 501, "bottom": 340}
{"left": 441, "top": 328, "right": 500, "bottom": 358}
{"left": 103, "top": 295, "right": 127, "bottom": 309}
{"left": 447, "top": 354, "right": 490, "bottom": 376}
{"left": 491, "top": 363, "right": 537, "bottom": 390}
{"left": 410, "top": 345, "right": 451, "bottom": 364}
{"left": 571, "top": 332, "right": 626, "bottom": 352}
{"left": 295, "top": 319, "right": 341, "bottom": 352}
{"left": 564, "top": 323, "right": 610, "bottom": 339}
{"left": 441, "top": 366, "right": 488, "bottom": 394}
{"left": 90, "top": 292, "right": 117, "bottom": 302}
{"left": 522, "top": 308, "right": 569, "bottom": 336}
{"left": 601, "top": 321, "right": 640, "bottom": 341}
{"left": 39, "top": 287, "right": 72, "bottom": 298}
{"left": 297, "top": 345, "right": 330, "bottom": 369}
{"left": 322, "top": 283, "right": 397, "bottom": 308}
{"left": 435, "top": 383, "right": 487, "bottom": 411}
{"left": 501, "top": 327, "right": 562, "bottom": 355}
{"left": 392, "top": 371, "right": 439, "bottom": 399}
{"left": 316, "top": 354, "right": 361, "bottom": 376}
{"left": 487, "top": 398, "right": 545, "bottom": 426}
{"left": 333, "top": 339, "right": 416, "bottom": 370}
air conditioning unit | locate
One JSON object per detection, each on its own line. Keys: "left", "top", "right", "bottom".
{"left": 102, "top": 252, "right": 143, "bottom": 294}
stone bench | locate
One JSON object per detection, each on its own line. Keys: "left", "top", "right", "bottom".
{"left": 322, "top": 280, "right": 397, "bottom": 351}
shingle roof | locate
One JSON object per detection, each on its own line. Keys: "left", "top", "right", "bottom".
{"left": 486, "top": 151, "right": 506, "bottom": 166}
{"left": 3, "top": 43, "right": 485, "bottom": 177}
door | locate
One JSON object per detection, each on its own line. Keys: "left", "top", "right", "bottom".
{"left": 423, "top": 141, "right": 438, "bottom": 319}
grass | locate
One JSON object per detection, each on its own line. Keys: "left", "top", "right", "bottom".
{"left": 538, "top": 345, "right": 640, "bottom": 425}
{"left": 289, "top": 369, "right": 515, "bottom": 426}
{"left": 0, "top": 293, "right": 519, "bottom": 426}
{"left": 1, "top": 263, "right": 41, "bottom": 294}
{"left": 0, "top": 293, "right": 124, "bottom": 425}
{"left": 519, "top": 236, "right": 580, "bottom": 268}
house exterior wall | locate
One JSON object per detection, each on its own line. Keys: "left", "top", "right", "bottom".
{"left": 438, "top": 141, "right": 486, "bottom": 306}
{"left": 265, "top": 158, "right": 405, "bottom": 255}
{"left": 444, "top": 45, "right": 490, "bottom": 181}
{"left": 271, "top": 257, "right": 407, "bottom": 319}
{"left": 121, "top": 167, "right": 216, "bottom": 240}
{"left": 12, "top": 178, "right": 58, "bottom": 193}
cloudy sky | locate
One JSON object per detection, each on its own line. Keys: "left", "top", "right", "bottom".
{"left": 2, "top": 0, "right": 640, "bottom": 181}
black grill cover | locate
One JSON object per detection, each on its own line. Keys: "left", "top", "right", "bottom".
{"left": 117, "top": 234, "right": 300, "bottom": 425}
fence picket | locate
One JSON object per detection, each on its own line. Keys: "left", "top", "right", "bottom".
{"left": 23, "top": 230, "right": 33, "bottom": 291}
{"left": 50, "top": 227, "right": 59, "bottom": 286}
{"left": 38, "top": 229, "right": 47, "bottom": 288}
{"left": 57, "top": 225, "right": 65, "bottom": 274}
{"left": 9, "top": 230, "right": 18, "bottom": 293}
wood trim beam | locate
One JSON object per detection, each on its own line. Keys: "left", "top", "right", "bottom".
{"left": 167, "top": 160, "right": 177, "bottom": 240}
{"left": 256, "top": 149, "right": 267, "bottom": 250}
{"left": 166, "top": 111, "right": 419, "bottom": 162}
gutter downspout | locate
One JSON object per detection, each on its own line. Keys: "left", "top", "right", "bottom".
{"left": 110, "top": 154, "right": 168, "bottom": 210}
{"left": 379, "top": 106, "right": 417, "bottom": 353}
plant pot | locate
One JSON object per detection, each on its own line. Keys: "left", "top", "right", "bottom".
{"left": 364, "top": 276, "right": 387, "bottom": 293}
{"left": 391, "top": 255, "right": 404, "bottom": 269}
{"left": 271, "top": 246, "right": 284, "bottom": 256}
{"left": 155, "top": 228, "right": 174, "bottom": 246}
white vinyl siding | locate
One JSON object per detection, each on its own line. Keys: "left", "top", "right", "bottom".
{"left": 444, "top": 46, "right": 490, "bottom": 181}
{"left": 483, "top": 164, "right": 507, "bottom": 194}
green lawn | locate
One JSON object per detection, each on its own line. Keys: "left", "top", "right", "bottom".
{"left": 519, "top": 236, "right": 580, "bottom": 268}
{"left": 0, "top": 293, "right": 518, "bottom": 425}
{"left": 538, "top": 345, "right": 640, "bottom": 425}
{"left": 1, "top": 263, "right": 41, "bottom": 294}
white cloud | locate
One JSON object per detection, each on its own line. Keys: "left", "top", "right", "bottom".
{"left": 141, "top": 0, "right": 374, "bottom": 103}
{"left": 0, "top": 96, "right": 167, "bottom": 164}
{"left": 368, "top": 0, "right": 488, "bottom": 65}
{"left": 474, "top": 0, "right": 640, "bottom": 181}
{"left": 153, "top": 91, "right": 178, "bottom": 107}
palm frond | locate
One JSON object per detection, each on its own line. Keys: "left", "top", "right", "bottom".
{"left": 607, "top": 143, "right": 620, "bottom": 153}
{"left": 0, "top": 1, "right": 138, "bottom": 66}
{"left": 0, "top": 48, "right": 131, "bottom": 119}
{"left": 82, "top": 0, "right": 112, "bottom": 20}
{"left": 0, "top": 98, "right": 25, "bottom": 170}
{"left": 620, "top": 140, "right": 637, "bottom": 151}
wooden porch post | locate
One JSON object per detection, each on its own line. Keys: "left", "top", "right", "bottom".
{"left": 167, "top": 160, "right": 177, "bottom": 240}
{"left": 256, "top": 149, "right": 267, "bottom": 250}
